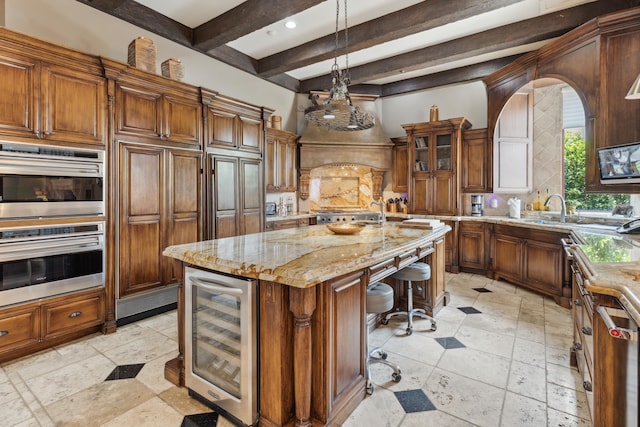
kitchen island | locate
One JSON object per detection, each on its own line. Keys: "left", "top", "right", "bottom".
{"left": 163, "top": 222, "right": 450, "bottom": 427}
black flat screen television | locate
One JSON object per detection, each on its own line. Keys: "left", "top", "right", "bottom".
{"left": 597, "top": 142, "right": 640, "bottom": 184}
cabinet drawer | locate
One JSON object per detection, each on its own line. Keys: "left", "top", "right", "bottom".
{"left": 297, "top": 218, "right": 310, "bottom": 226}
{"left": 273, "top": 219, "right": 298, "bottom": 230}
{"left": 369, "top": 258, "right": 397, "bottom": 283}
{"left": 42, "top": 292, "right": 104, "bottom": 340}
{"left": 0, "top": 306, "right": 40, "bottom": 352}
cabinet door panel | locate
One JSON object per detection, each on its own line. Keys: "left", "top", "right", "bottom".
{"left": 164, "top": 96, "right": 201, "bottom": 145}
{"left": 212, "top": 156, "right": 239, "bottom": 238}
{"left": 0, "top": 54, "right": 37, "bottom": 137}
{"left": 119, "top": 144, "right": 163, "bottom": 297}
{"left": 412, "top": 176, "right": 429, "bottom": 214}
{"left": 42, "top": 64, "right": 106, "bottom": 144}
{"left": 241, "top": 158, "right": 262, "bottom": 235}
{"left": 432, "top": 173, "right": 455, "bottom": 215}
{"left": 117, "top": 84, "right": 162, "bottom": 137}
{"left": 392, "top": 141, "right": 408, "bottom": 193}
{"left": 524, "top": 240, "right": 562, "bottom": 295}
{"left": 167, "top": 150, "right": 201, "bottom": 282}
{"left": 493, "top": 235, "right": 521, "bottom": 281}
{"left": 265, "top": 136, "right": 277, "bottom": 191}
{"left": 459, "top": 223, "right": 485, "bottom": 270}
{"left": 207, "top": 109, "right": 236, "bottom": 148}
{"left": 239, "top": 116, "right": 261, "bottom": 153}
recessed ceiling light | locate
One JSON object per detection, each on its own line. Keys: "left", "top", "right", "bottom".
{"left": 284, "top": 20, "right": 296, "bottom": 29}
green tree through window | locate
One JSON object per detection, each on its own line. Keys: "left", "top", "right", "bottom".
{"left": 564, "top": 129, "right": 629, "bottom": 210}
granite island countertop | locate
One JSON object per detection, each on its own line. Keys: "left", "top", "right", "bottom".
{"left": 163, "top": 222, "right": 450, "bottom": 288}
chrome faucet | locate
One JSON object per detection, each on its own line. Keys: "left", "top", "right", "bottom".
{"left": 370, "top": 198, "right": 385, "bottom": 224}
{"left": 544, "top": 194, "right": 567, "bottom": 223}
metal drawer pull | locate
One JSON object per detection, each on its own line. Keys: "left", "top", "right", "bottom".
{"left": 69, "top": 311, "right": 82, "bottom": 318}
{"left": 596, "top": 305, "right": 637, "bottom": 341}
{"left": 0, "top": 330, "right": 8, "bottom": 337}
{"left": 573, "top": 342, "right": 582, "bottom": 351}
{"left": 581, "top": 326, "right": 592, "bottom": 336}
{"left": 574, "top": 299, "right": 582, "bottom": 307}
{"left": 583, "top": 381, "right": 592, "bottom": 392}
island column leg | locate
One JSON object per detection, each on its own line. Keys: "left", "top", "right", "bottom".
{"left": 289, "top": 286, "right": 316, "bottom": 427}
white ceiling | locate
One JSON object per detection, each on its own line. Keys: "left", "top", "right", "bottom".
{"left": 134, "top": 0, "right": 596, "bottom": 86}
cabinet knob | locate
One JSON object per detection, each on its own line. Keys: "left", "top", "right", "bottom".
{"left": 581, "top": 326, "right": 592, "bottom": 336}
{"left": 0, "top": 330, "right": 8, "bottom": 337}
{"left": 572, "top": 342, "right": 582, "bottom": 351}
{"left": 583, "top": 381, "right": 592, "bottom": 392}
{"left": 573, "top": 299, "right": 582, "bottom": 307}
{"left": 69, "top": 311, "right": 82, "bottom": 318}
{"left": 34, "top": 130, "right": 41, "bottom": 139}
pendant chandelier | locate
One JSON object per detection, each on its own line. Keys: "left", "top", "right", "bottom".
{"left": 304, "top": 0, "right": 375, "bottom": 131}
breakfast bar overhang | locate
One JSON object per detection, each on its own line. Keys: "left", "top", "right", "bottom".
{"left": 162, "top": 222, "right": 450, "bottom": 426}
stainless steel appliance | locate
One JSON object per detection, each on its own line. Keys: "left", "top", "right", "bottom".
{"left": 184, "top": 266, "right": 258, "bottom": 426}
{"left": 0, "top": 222, "right": 105, "bottom": 307}
{"left": 471, "top": 195, "right": 484, "bottom": 216}
{"left": 0, "top": 142, "right": 104, "bottom": 218}
{"left": 316, "top": 210, "right": 382, "bottom": 223}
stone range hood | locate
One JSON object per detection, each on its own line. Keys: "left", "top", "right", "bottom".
{"left": 298, "top": 93, "right": 393, "bottom": 208}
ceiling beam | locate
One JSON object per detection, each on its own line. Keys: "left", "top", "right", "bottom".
{"left": 258, "top": 0, "right": 525, "bottom": 78}
{"left": 194, "top": 0, "right": 325, "bottom": 52}
{"left": 299, "top": 0, "right": 636, "bottom": 92}
{"left": 381, "top": 55, "right": 523, "bottom": 97}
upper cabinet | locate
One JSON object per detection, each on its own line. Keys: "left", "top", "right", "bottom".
{"left": 202, "top": 91, "right": 266, "bottom": 154}
{"left": 484, "top": 7, "right": 640, "bottom": 194}
{"left": 103, "top": 58, "right": 202, "bottom": 147}
{"left": 402, "top": 118, "right": 471, "bottom": 215}
{"left": 0, "top": 30, "right": 106, "bottom": 147}
{"left": 461, "top": 128, "right": 492, "bottom": 193}
{"left": 492, "top": 89, "right": 533, "bottom": 193}
{"left": 266, "top": 128, "right": 299, "bottom": 192}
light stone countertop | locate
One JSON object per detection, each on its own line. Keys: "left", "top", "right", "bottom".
{"left": 163, "top": 222, "right": 450, "bottom": 288}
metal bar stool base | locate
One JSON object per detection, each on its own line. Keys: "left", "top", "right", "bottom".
{"left": 366, "top": 346, "right": 401, "bottom": 395}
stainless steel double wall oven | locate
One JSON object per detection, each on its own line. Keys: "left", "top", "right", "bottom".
{"left": 0, "top": 142, "right": 105, "bottom": 307}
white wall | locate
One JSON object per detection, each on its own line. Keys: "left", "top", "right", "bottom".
{"left": 4, "top": 0, "right": 298, "bottom": 131}
{"left": 381, "top": 82, "right": 488, "bottom": 138}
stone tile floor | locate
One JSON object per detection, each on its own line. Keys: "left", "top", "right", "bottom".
{"left": 0, "top": 272, "right": 591, "bottom": 426}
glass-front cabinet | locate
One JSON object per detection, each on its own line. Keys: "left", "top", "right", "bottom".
{"left": 403, "top": 118, "right": 470, "bottom": 215}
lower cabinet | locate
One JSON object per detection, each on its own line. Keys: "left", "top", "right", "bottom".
{"left": 117, "top": 142, "right": 202, "bottom": 298}
{"left": 458, "top": 221, "right": 486, "bottom": 272}
{"left": 0, "top": 289, "right": 105, "bottom": 363}
{"left": 571, "top": 260, "right": 636, "bottom": 426}
{"left": 490, "top": 224, "right": 569, "bottom": 307}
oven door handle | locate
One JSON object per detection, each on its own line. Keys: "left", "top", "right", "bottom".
{"left": 189, "top": 276, "right": 243, "bottom": 296}
{"left": 0, "top": 154, "right": 102, "bottom": 177}
{"left": 0, "top": 237, "right": 102, "bottom": 261}
{"left": 596, "top": 305, "right": 638, "bottom": 341}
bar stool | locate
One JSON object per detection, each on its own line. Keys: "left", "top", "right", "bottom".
{"left": 383, "top": 262, "right": 437, "bottom": 335}
{"left": 366, "top": 282, "right": 401, "bottom": 394}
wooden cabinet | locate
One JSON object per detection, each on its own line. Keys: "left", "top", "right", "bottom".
{"left": 209, "top": 154, "right": 263, "bottom": 238}
{"left": 111, "top": 73, "right": 202, "bottom": 147}
{"left": 402, "top": 118, "right": 471, "bottom": 215}
{"left": 458, "top": 221, "right": 486, "bottom": 272}
{"left": 266, "top": 128, "right": 299, "bottom": 192}
{"left": 461, "top": 128, "right": 491, "bottom": 193}
{"left": 0, "top": 289, "right": 105, "bottom": 363}
{"left": 571, "top": 260, "right": 636, "bottom": 426}
{"left": 391, "top": 136, "right": 408, "bottom": 193}
{"left": 117, "top": 142, "right": 201, "bottom": 298}
{"left": 490, "top": 224, "right": 568, "bottom": 306}
{"left": 0, "top": 39, "right": 106, "bottom": 146}
{"left": 203, "top": 91, "right": 266, "bottom": 154}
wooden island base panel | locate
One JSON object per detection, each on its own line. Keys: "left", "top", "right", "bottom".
{"left": 163, "top": 222, "right": 450, "bottom": 426}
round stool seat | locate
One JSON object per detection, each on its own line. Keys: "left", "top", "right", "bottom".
{"left": 391, "top": 262, "right": 431, "bottom": 282}
{"left": 367, "top": 282, "right": 394, "bottom": 314}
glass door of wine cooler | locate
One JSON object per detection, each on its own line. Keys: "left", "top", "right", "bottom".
{"left": 184, "top": 266, "right": 257, "bottom": 426}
